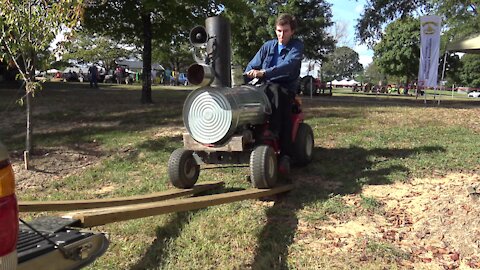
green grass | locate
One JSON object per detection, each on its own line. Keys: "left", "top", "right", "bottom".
{"left": 1, "top": 82, "right": 479, "bottom": 269}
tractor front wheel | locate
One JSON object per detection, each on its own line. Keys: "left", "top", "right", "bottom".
{"left": 250, "top": 145, "right": 277, "bottom": 189}
{"left": 168, "top": 148, "right": 200, "bottom": 188}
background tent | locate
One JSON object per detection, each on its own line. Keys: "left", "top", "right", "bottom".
{"left": 447, "top": 35, "right": 480, "bottom": 54}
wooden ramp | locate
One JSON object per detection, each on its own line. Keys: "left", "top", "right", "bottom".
{"left": 19, "top": 181, "right": 224, "bottom": 212}
{"left": 63, "top": 184, "right": 294, "bottom": 228}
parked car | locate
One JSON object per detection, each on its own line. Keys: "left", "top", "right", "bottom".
{"left": 467, "top": 91, "right": 480, "bottom": 98}
{"left": 0, "top": 141, "right": 109, "bottom": 270}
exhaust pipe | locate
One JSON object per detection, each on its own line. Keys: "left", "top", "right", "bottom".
{"left": 187, "top": 63, "right": 214, "bottom": 87}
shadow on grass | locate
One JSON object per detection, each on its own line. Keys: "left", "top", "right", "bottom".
{"left": 0, "top": 86, "right": 187, "bottom": 149}
{"left": 251, "top": 145, "right": 445, "bottom": 269}
{"left": 129, "top": 211, "right": 195, "bottom": 270}
{"left": 136, "top": 136, "right": 183, "bottom": 154}
{"left": 129, "top": 186, "right": 246, "bottom": 269}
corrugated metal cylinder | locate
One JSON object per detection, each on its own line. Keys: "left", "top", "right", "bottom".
{"left": 183, "top": 86, "right": 271, "bottom": 145}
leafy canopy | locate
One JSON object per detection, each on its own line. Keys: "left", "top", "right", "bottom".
{"left": 322, "top": 46, "right": 363, "bottom": 81}
{"left": 223, "top": 0, "right": 335, "bottom": 66}
{"left": 459, "top": 54, "right": 480, "bottom": 88}
{"left": 373, "top": 17, "right": 419, "bottom": 82}
{"left": 0, "top": 0, "right": 84, "bottom": 90}
{"left": 356, "top": 1, "right": 479, "bottom": 47}
{"left": 60, "top": 31, "right": 132, "bottom": 71}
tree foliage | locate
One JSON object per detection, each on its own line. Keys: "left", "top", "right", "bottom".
{"left": 322, "top": 46, "right": 363, "bottom": 80}
{"left": 438, "top": 52, "right": 461, "bottom": 86}
{"left": 83, "top": 0, "right": 218, "bottom": 103}
{"left": 362, "top": 61, "right": 386, "bottom": 84}
{"left": 83, "top": 1, "right": 209, "bottom": 44}
{"left": 356, "top": 1, "right": 479, "bottom": 47}
{"left": 459, "top": 54, "right": 480, "bottom": 88}
{"left": 60, "top": 31, "right": 132, "bottom": 71}
{"left": 0, "top": 0, "right": 84, "bottom": 84}
{"left": 373, "top": 17, "right": 419, "bottom": 83}
{"left": 152, "top": 39, "right": 191, "bottom": 72}
{"left": 222, "top": 0, "right": 336, "bottom": 66}
{"left": 0, "top": 0, "right": 84, "bottom": 161}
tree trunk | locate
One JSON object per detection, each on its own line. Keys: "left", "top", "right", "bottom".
{"left": 141, "top": 12, "right": 153, "bottom": 104}
{"left": 24, "top": 84, "right": 32, "bottom": 170}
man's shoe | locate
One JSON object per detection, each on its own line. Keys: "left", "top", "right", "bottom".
{"left": 278, "top": 155, "right": 291, "bottom": 175}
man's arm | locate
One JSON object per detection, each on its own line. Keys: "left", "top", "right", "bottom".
{"left": 245, "top": 44, "right": 266, "bottom": 72}
{"left": 244, "top": 42, "right": 270, "bottom": 80}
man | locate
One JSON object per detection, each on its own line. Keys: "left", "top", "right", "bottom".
{"left": 244, "top": 13, "right": 304, "bottom": 174}
{"left": 88, "top": 65, "right": 99, "bottom": 88}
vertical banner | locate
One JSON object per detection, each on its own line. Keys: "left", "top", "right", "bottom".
{"left": 418, "top": 16, "right": 441, "bottom": 88}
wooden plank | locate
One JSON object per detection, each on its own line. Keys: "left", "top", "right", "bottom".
{"left": 183, "top": 133, "right": 245, "bottom": 152}
{"left": 64, "top": 184, "right": 294, "bottom": 227}
{"left": 19, "top": 181, "right": 224, "bottom": 212}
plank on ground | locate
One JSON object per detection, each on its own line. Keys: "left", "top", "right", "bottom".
{"left": 64, "top": 184, "right": 294, "bottom": 227}
{"left": 19, "top": 181, "right": 224, "bottom": 212}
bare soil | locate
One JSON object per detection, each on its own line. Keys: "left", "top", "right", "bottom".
{"left": 299, "top": 173, "right": 480, "bottom": 269}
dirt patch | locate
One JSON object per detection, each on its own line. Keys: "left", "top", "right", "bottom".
{"left": 10, "top": 143, "right": 103, "bottom": 192}
{"left": 300, "top": 173, "right": 480, "bottom": 269}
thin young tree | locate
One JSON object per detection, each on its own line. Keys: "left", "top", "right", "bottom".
{"left": 0, "top": 0, "right": 84, "bottom": 169}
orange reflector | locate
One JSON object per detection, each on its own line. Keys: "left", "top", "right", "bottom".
{"left": 0, "top": 165, "right": 15, "bottom": 198}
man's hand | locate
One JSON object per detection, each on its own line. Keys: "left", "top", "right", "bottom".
{"left": 245, "top": 69, "right": 265, "bottom": 79}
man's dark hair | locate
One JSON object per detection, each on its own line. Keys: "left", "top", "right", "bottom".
{"left": 275, "top": 14, "right": 297, "bottom": 31}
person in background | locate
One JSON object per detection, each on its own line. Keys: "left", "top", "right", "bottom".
{"left": 88, "top": 65, "right": 98, "bottom": 88}
{"left": 151, "top": 69, "right": 157, "bottom": 84}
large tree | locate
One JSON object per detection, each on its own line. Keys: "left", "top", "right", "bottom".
{"left": 362, "top": 61, "right": 386, "bottom": 85}
{"left": 373, "top": 17, "right": 419, "bottom": 84}
{"left": 83, "top": 0, "right": 216, "bottom": 103}
{"left": 223, "top": 0, "right": 336, "bottom": 66}
{"left": 438, "top": 52, "right": 461, "bottom": 87}
{"left": 356, "top": 1, "right": 479, "bottom": 47}
{"left": 459, "top": 54, "right": 480, "bottom": 88}
{"left": 322, "top": 46, "right": 363, "bottom": 80}
{"left": 0, "top": 0, "right": 84, "bottom": 168}
{"left": 60, "top": 31, "right": 132, "bottom": 72}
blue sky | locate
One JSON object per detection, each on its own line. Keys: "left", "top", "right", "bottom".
{"left": 329, "top": 0, "right": 373, "bottom": 67}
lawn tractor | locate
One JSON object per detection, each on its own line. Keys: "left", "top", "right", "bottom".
{"left": 168, "top": 16, "right": 314, "bottom": 189}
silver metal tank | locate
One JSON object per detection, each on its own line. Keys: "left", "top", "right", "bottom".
{"left": 183, "top": 85, "right": 272, "bottom": 145}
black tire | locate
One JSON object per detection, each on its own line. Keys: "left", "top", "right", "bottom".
{"left": 168, "top": 148, "right": 200, "bottom": 189}
{"left": 250, "top": 145, "right": 277, "bottom": 189}
{"left": 293, "top": 123, "right": 314, "bottom": 165}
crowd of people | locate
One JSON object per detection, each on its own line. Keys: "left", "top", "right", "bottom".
{"left": 56, "top": 66, "right": 189, "bottom": 86}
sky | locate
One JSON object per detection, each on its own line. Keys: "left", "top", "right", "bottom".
{"left": 329, "top": 0, "right": 373, "bottom": 67}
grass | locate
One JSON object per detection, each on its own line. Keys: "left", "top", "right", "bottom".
{"left": 1, "top": 82, "right": 479, "bottom": 269}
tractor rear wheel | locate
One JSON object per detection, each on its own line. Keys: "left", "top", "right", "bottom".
{"left": 293, "top": 123, "right": 314, "bottom": 165}
{"left": 168, "top": 148, "right": 200, "bottom": 188}
{"left": 250, "top": 145, "right": 277, "bottom": 189}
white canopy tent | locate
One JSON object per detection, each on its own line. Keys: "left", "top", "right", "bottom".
{"left": 330, "top": 79, "right": 359, "bottom": 87}
{"left": 46, "top": 69, "right": 59, "bottom": 74}
{"left": 447, "top": 34, "right": 480, "bottom": 54}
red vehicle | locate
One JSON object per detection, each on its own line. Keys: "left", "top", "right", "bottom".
{"left": 168, "top": 82, "right": 315, "bottom": 189}
{"left": 0, "top": 142, "right": 109, "bottom": 270}
{"left": 0, "top": 142, "right": 18, "bottom": 269}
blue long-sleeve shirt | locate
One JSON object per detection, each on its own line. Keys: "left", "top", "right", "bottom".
{"left": 245, "top": 38, "right": 304, "bottom": 93}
